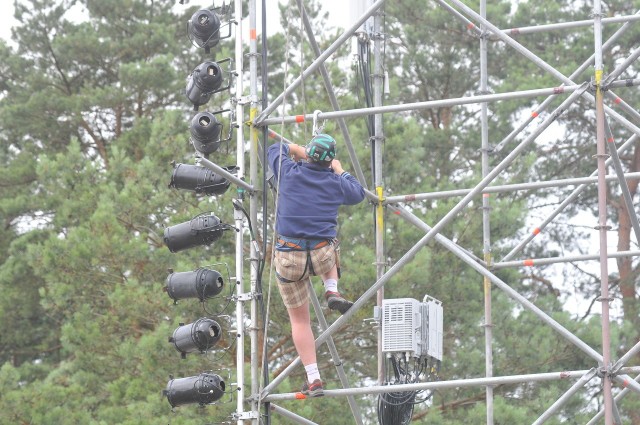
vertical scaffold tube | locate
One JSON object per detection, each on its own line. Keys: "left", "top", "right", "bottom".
{"left": 593, "top": 1, "right": 613, "bottom": 424}
{"left": 248, "top": 1, "right": 260, "bottom": 424}
{"left": 234, "top": 0, "right": 246, "bottom": 423}
{"left": 479, "top": 0, "right": 493, "bottom": 423}
{"left": 372, "top": 4, "right": 386, "bottom": 386}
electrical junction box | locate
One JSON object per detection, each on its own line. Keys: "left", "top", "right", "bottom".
{"left": 381, "top": 296, "right": 443, "bottom": 361}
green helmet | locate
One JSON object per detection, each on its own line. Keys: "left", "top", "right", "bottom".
{"left": 305, "top": 134, "right": 336, "bottom": 165}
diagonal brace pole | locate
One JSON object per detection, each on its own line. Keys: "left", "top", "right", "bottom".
{"left": 586, "top": 374, "right": 640, "bottom": 425}
{"left": 532, "top": 368, "right": 598, "bottom": 425}
{"left": 254, "top": 0, "right": 385, "bottom": 125}
{"left": 308, "top": 283, "right": 364, "bottom": 425}
{"left": 295, "top": 0, "right": 368, "bottom": 187}
{"left": 603, "top": 119, "right": 640, "bottom": 244}
{"left": 603, "top": 45, "right": 640, "bottom": 87}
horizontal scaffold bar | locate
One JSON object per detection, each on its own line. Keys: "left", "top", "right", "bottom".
{"left": 262, "top": 366, "right": 640, "bottom": 402}
{"left": 492, "top": 250, "right": 640, "bottom": 270}
{"left": 256, "top": 78, "right": 640, "bottom": 126}
{"left": 497, "top": 13, "right": 640, "bottom": 37}
{"left": 384, "top": 172, "right": 640, "bottom": 204}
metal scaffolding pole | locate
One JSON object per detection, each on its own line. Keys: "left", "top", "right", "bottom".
{"left": 593, "top": 1, "right": 614, "bottom": 422}
{"left": 233, "top": 0, "right": 247, "bottom": 423}
{"left": 604, "top": 120, "right": 640, "bottom": 244}
{"left": 258, "top": 82, "right": 585, "bottom": 126}
{"left": 198, "top": 156, "right": 254, "bottom": 192}
{"left": 492, "top": 249, "right": 640, "bottom": 270}
{"left": 612, "top": 339, "right": 640, "bottom": 372}
{"left": 385, "top": 172, "right": 640, "bottom": 203}
{"left": 254, "top": 0, "right": 386, "bottom": 125}
{"left": 586, "top": 374, "right": 640, "bottom": 425}
{"left": 479, "top": 0, "right": 494, "bottom": 422}
{"left": 308, "top": 285, "right": 364, "bottom": 425}
{"left": 270, "top": 404, "right": 318, "bottom": 425}
{"left": 261, "top": 367, "right": 640, "bottom": 402}
{"left": 248, "top": 1, "right": 261, "bottom": 424}
{"left": 498, "top": 13, "right": 640, "bottom": 37}
{"left": 295, "top": 0, "right": 368, "bottom": 187}
{"left": 372, "top": 2, "right": 386, "bottom": 387}
{"left": 603, "top": 44, "right": 640, "bottom": 86}
{"left": 532, "top": 368, "right": 598, "bottom": 425}
{"left": 257, "top": 78, "right": 640, "bottom": 127}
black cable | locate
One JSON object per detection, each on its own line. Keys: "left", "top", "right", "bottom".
{"left": 377, "top": 354, "right": 438, "bottom": 425}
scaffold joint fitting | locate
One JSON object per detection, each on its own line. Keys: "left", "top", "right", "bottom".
{"left": 234, "top": 292, "right": 258, "bottom": 302}
{"left": 232, "top": 411, "right": 260, "bottom": 420}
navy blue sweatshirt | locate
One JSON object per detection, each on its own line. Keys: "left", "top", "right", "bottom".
{"left": 267, "top": 142, "right": 365, "bottom": 239}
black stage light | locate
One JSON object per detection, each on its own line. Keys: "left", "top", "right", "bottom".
{"left": 169, "top": 318, "right": 222, "bottom": 358}
{"left": 165, "top": 267, "right": 224, "bottom": 302}
{"left": 185, "top": 61, "right": 223, "bottom": 110}
{"left": 164, "top": 373, "right": 225, "bottom": 407}
{"left": 169, "top": 163, "right": 234, "bottom": 196}
{"left": 187, "top": 9, "right": 221, "bottom": 53}
{"left": 163, "top": 213, "right": 233, "bottom": 253}
{"left": 189, "top": 112, "right": 222, "bottom": 154}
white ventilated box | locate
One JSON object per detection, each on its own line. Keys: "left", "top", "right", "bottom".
{"left": 381, "top": 298, "right": 422, "bottom": 355}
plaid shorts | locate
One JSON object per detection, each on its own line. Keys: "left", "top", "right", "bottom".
{"left": 275, "top": 244, "right": 337, "bottom": 309}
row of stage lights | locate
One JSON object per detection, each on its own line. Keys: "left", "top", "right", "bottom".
{"left": 161, "top": 3, "right": 236, "bottom": 410}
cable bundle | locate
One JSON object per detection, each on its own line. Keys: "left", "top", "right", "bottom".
{"left": 377, "top": 354, "right": 439, "bottom": 425}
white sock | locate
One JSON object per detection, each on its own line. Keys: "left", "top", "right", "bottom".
{"left": 304, "top": 363, "right": 321, "bottom": 382}
{"left": 323, "top": 278, "right": 338, "bottom": 293}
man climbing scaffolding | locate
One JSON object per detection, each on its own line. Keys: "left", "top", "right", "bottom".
{"left": 267, "top": 133, "right": 365, "bottom": 397}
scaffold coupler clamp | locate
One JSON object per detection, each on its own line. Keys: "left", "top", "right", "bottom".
{"left": 232, "top": 411, "right": 259, "bottom": 420}
{"left": 589, "top": 74, "right": 610, "bottom": 93}
{"left": 312, "top": 110, "right": 324, "bottom": 135}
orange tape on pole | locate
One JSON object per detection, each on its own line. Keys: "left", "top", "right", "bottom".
{"left": 295, "top": 115, "right": 305, "bottom": 123}
{"left": 533, "top": 227, "right": 541, "bottom": 235}
{"left": 523, "top": 259, "right": 534, "bottom": 267}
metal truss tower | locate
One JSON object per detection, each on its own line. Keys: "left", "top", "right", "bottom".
{"left": 201, "top": 0, "right": 640, "bottom": 423}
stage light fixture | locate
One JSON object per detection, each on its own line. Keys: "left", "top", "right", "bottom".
{"left": 165, "top": 267, "right": 224, "bottom": 302}
{"left": 163, "top": 213, "right": 233, "bottom": 253}
{"left": 164, "top": 373, "right": 225, "bottom": 407}
{"left": 189, "top": 111, "right": 222, "bottom": 154}
{"left": 169, "top": 162, "right": 235, "bottom": 196}
{"left": 187, "top": 9, "right": 221, "bottom": 53}
{"left": 185, "top": 61, "right": 223, "bottom": 110}
{"left": 169, "top": 318, "right": 222, "bottom": 358}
